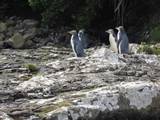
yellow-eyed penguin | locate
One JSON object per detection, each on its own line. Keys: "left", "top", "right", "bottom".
{"left": 106, "top": 29, "right": 118, "bottom": 53}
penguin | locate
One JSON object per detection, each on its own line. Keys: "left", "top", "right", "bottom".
{"left": 106, "top": 29, "right": 118, "bottom": 53}
{"left": 78, "top": 29, "right": 88, "bottom": 49}
{"left": 68, "top": 30, "right": 85, "bottom": 57}
{"left": 116, "top": 26, "right": 129, "bottom": 54}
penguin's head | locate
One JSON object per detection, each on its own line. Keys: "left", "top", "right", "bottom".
{"left": 79, "top": 29, "right": 85, "bottom": 33}
{"left": 105, "top": 29, "right": 115, "bottom": 34}
{"left": 78, "top": 29, "right": 85, "bottom": 37}
{"left": 68, "top": 30, "right": 77, "bottom": 35}
{"left": 115, "top": 26, "right": 124, "bottom": 31}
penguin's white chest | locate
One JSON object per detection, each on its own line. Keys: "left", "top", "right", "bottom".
{"left": 109, "top": 35, "right": 118, "bottom": 53}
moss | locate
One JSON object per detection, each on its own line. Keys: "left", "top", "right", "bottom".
{"left": 19, "top": 74, "right": 33, "bottom": 81}
{"left": 25, "top": 63, "right": 39, "bottom": 73}
{"left": 56, "top": 100, "right": 73, "bottom": 108}
{"left": 35, "top": 105, "right": 57, "bottom": 118}
{"left": 71, "top": 94, "right": 86, "bottom": 99}
{"left": 35, "top": 100, "right": 72, "bottom": 118}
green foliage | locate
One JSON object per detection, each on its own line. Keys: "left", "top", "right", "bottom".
{"left": 150, "top": 25, "right": 160, "bottom": 43}
{"left": 41, "top": 0, "right": 87, "bottom": 28}
{"left": 1, "top": 0, "right": 160, "bottom": 45}
{"left": 138, "top": 43, "right": 160, "bottom": 55}
{"left": 25, "top": 63, "right": 39, "bottom": 73}
{"left": 28, "top": 0, "right": 48, "bottom": 12}
{"left": 27, "top": 0, "right": 106, "bottom": 28}
{"left": 0, "top": 0, "right": 35, "bottom": 18}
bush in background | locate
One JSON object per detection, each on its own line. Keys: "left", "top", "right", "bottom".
{"left": 1, "top": 0, "right": 160, "bottom": 43}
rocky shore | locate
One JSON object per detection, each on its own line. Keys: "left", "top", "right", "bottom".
{"left": 0, "top": 17, "right": 160, "bottom": 120}
{"left": 0, "top": 17, "right": 69, "bottom": 49}
{"left": 0, "top": 45, "right": 160, "bottom": 120}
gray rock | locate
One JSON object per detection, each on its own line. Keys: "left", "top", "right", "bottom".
{"left": 8, "top": 33, "right": 26, "bottom": 49}
{"left": 0, "top": 46, "right": 160, "bottom": 120}
{"left": 0, "top": 22, "right": 7, "bottom": 32}
{"left": 7, "top": 27, "right": 14, "bottom": 37}
{"left": 0, "top": 33, "right": 5, "bottom": 41}
{"left": 6, "top": 19, "right": 16, "bottom": 26}
{"left": 129, "top": 43, "right": 140, "bottom": 54}
{"left": 43, "top": 81, "right": 160, "bottom": 120}
{"left": 0, "top": 111, "right": 14, "bottom": 120}
{"left": 23, "top": 19, "right": 38, "bottom": 27}
{"left": 24, "top": 28, "right": 37, "bottom": 40}
{"left": 0, "top": 41, "right": 4, "bottom": 48}
{"left": 24, "top": 40, "right": 34, "bottom": 48}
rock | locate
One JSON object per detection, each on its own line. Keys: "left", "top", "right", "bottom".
{"left": 0, "top": 41, "right": 4, "bottom": 48}
{"left": 91, "top": 46, "right": 121, "bottom": 64}
{"left": 24, "top": 40, "right": 34, "bottom": 48}
{"left": 91, "top": 46, "right": 110, "bottom": 58}
{"left": 26, "top": 115, "right": 40, "bottom": 120}
{"left": 155, "top": 43, "right": 160, "bottom": 48}
{"left": 47, "top": 106, "right": 100, "bottom": 120}
{"left": 23, "top": 33, "right": 34, "bottom": 40}
{"left": 0, "top": 22, "right": 7, "bottom": 32}
{"left": 24, "top": 27, "right": 37, "bottom": 40}
{"left": 129, "top": 43, "right": 140, "bottom": 54}
{"left": 8, "top": 109, "right": 33, "bottom": 117}
{"left": 23, "top": 19, "right": 38, "bottom": 27}
{"left": 0, "top": 111, "right": 14, "bottom": 120}
{"left": 7, "top": 27, "right": 14, "bottom": 37}
{"left": 0, "top": 33, "right": 5, "bottom": 41}
{"left": 0, "top": 17, "right": 64, "bottom": 48}
{"left": 43, "top": 81, "right": 160, "bottom": 120}
{"left": 9, "top": 16, "right": 17, "bottom": 21}
{"left": 0, "top": 46, "right": 160, "bottom": 120}
{"left": 6, "top": 19, "right": 16, "bottom": 26}
{"left": 16, "top": 75, "right": 56, "bottom": 98}
{"left": 9, "top": 33, "right": 25, "bottom": 49}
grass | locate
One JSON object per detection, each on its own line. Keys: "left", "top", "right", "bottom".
{"left": 25, "top": 63, "right": 39, "bottom": 73}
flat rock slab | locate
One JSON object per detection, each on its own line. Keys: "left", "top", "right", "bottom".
{"left": 0, "top": 46, "right": 160, "bottom": 120}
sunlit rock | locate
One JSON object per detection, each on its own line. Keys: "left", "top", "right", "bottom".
{"left": 8, "top": 33, "right": 25, "bottom": 49}
{"left": 0, "top": 22, "right": 7, "bottom": 32}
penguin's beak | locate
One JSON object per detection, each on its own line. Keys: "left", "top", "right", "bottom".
{"left": 68, "top": 30, "right": 76, "bottom": 35}
{"left": 68, "top": 31, "right": 72, "bottom": 34}
{"left": 115, "top": 27, "right": 118, "bottom": 30}
{"left": 105, "top": 30, "right": 109, "bottom": 33}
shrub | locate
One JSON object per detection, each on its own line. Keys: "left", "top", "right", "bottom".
{"left": 28, "top": 0, "right": 49, "bottom": 12}
{"left": 25, "top": 63, "right": 39, "bottom": 73}
{"left": 0, "top": 0, "right": 37, "bottom": 18}
{"left": 28, "top": 0, "right": 107, "bottom": 29}
{"left": 150, "top": 25, "right": 160, "bottom": 43}
{"left": 138, "top": 43, "right": 160, "bottom": 55}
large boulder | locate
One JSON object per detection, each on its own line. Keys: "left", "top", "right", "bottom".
{"left": 0, "top": 40, "right": 160, "bottom": 119}
{"left": 0, "top": 41, "right": 4, "bottom": 48}
{"left": 23, "top": 27, "right": 37, "bottom": 40}
{"left": 23, "top": 19, "right": 39, "bottom": 28}
{"left": 0, "top": 22, "right": 7, "bottom": 32}
{"left": 8, "top": 33, "right": 25, "bottom": 49}
{"left": 6, "top": 19, "right": 16, "bottom": 27}
{"left": 24, "top": 39, "right": 34, "bottom": 48}
{"left": 44, "top": 80, "right": 160, "bottom": 120}
{"left": 0, "top": 33, "right": 5, "bottom": 41}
